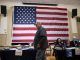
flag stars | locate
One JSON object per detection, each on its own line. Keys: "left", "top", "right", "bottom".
{"left": 25, "top": 13, "right": 27, "bottom": 14}
{"left": 17, "top": 7, "right": 18, "bottom": 9}
{"left": 20, "top": 18, "right": 21, "bottom": 19}
{"left": 20, "top": 11, "right": 22, "bottom": 12}
{"left": 16, "top": 14, "right": 18, "bottom": 16}
{"left": 22, "top": 20, "right": 23, "bottom": 21}
{"left": 31, "top": 20, "right": 33, "bottom": 21}
{"left": 23, "top": 18, "right": 25, "bottom": 19}
{"left": 25, "top": 16, "right": 26, "bottom": 18}
{"left": 28, "top": 20, "right": 30, "bottom": 21}
{"left": 18, "top": 9, "right": 20, "bottom": 10}
{"left": 17, "top": 11, "right": 18, "bottom": 12}
{"left": 19, "top": 14, "right": 21, "bottom": 16}
{"left": 27, "top": 18, "right": 28, "bottom": 19}
{"left": 30, "top": 11, "right": 32, "bottom": 13}
{"left": 22, "top": 13, "right": 24, "bottom": 14}
{"left": 18, "top": 20, "right": 20, "bottom": 21}
{"left": 32, "top": 16, "right": 33, "bottom": 18}
{"left": 16, "top": 21, "right": 18, "bottom": 23}
{"left": 18, "top": 16, "right": 20, "bottom": 17}
{"left": 25, "top": 20, "right": 26, "bottom": 21}
{"left": 16, "top": 18, "right": 18, "bottom": 19}
{"left": 30, "top": 18, "right": 31, "bottom": 19}
{"left": 23, "top": 22, "right": 25, "bottom": 23}
{"left": 33, "top": 22, "right": 35, "bottom": 23}
{"left": 31, "top": 13, "right": 33, "bottom": 14}
{"left": 27, "top": 22, "right": 28, "bottom": 23}
{"left": 22, "top": 9, "right": 23, "bottom": 10}
{"left": 23, "top": 11, "right": 25, "bottom": 12}
{"left": 20, "top": 21, "right": 21, "bottom": 23}
{"left": 14, "top": 6, "right": 36, "bottom": 24}
{"left": 30, "top": 22, "right": 31, "bottom": 23}
{"left": 27, "top": 11, "right": 28, "bottom": 12}
{"left": 21, "top": 16, "right": 23, "bottom": 18}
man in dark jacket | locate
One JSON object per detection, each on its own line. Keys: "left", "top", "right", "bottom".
{"left": 33, "top": 22, "right": 48, "bottom": 60}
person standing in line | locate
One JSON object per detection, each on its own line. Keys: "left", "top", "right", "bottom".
{"left": 33, "top": 22, "right": 48, "bottom": 60}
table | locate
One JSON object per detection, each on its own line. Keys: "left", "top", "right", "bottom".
{"left": 0, "top": 48, "right": 36, "bottom": 60}
{"left": 54, "top": 47, "right": 75, "bottom": 60}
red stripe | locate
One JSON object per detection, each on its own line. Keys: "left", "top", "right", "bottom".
{"left": 13, "top": 27, "right": 37, "bottom": 30}
{"left": 13, "top": 27, "right": 68, "bottom": 31}
{"left": 13, "top": 34, "right": 35, "bottom": 36}
{"left": 12, "top": 40, "right": 68, "bottom": 42}
{"left": 37, "top": 17, "right": 68, "bottom": 20}
{"left": 37, "top": 7, "right": 67, "bottom": 10}
{"left": 42, "top": 23, "right": 68, "bottom": 26}
{"left": 36, "top": 12, "right": 67, "bottom": 15}
{"left": 47, "top": 34, "right": 69, "bottom": 37}
{"left": 46, "top": 28, "right": 68, "bottom": 31}
{"left": 13, "top": 33, "right": 68, "bottom": 37}
{"left": 12, "top": 40, "right": 34, "bottom": 42}
{"left": 48, "top": 40, "right": 68, "bottom": 42}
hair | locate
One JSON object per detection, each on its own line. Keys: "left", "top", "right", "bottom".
{"left": 56, "top": 38, "right": 62, "bottom": 44}
{"left": 34, "top": 22, "right": 42, "bottom": 25}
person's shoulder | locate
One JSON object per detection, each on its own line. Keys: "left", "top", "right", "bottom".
{"left": 40, "top": 27, "right": 45, "bottom": 30}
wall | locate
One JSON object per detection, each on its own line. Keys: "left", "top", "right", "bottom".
{"left": 77, "top": 22, "right": 80, "bottom": 37}
{"left": 59, "top": 4, "right": 80, "bottom": 40}
{"left": 0, "top": 1, "right": 80, "bottom": 46}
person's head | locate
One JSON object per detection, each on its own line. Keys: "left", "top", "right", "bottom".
{"left": 34, "top": 22, "right": 42, "bottom": 29}
{"left": 56, "top": 38, "right": 62, "bottom": 43}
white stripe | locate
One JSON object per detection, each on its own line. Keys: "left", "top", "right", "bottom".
{"left": 37, "top": 9, "right": 67, "bottom": 13}
{"left": 13, "top": 30, "right": 36, "bottom": 34}
{"left": 13, "top": 30, "right": 68, "bottom": 34}
{"left": 13, "top": 25, "right": 68, "bottom": 29}
{"left": 47, "top": 37, "right": 68, "bottom": 40}
{"left": 12, "top": 42, "right": 33, "bottom": 43}
{"left": 12, "top": 36, "right": 68, "bottom": 40}
{"left": 37, "top": 5, "right": 67, "bottom": 9}
{"left": 37, "top": 14, "right": 67, "bottom": 18}
{"left": 37, "top": 20, "right": 68, "bottom": 23}
{"left": 13, "top": 24, "right": 35, "bottom": 28}
{"left": 13, "top": 36, "right": 34, "bottom": 40}
{"left": 47, "top": 31, "right": 68, "bottom": 34}
{"left": 43, "top": 25, "right": 68, "bottom": 28}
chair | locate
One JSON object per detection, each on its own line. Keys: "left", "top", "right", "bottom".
{"left": 46, "top": 45, "right": 52, "bottom": 56}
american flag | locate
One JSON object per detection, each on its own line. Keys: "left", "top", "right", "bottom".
{"left": 12, "top": 6, "right": 69, "bottom": 44}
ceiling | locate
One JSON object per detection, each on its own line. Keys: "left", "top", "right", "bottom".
{"left": 0, "top": 0, "right": 80, "bottom": 5}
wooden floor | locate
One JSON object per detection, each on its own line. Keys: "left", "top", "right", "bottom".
{"left": 47, "top": 56, "right": 55, "bottom": 60}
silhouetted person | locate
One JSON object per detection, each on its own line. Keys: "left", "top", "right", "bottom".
{"left": 33, "top": 22, "right": 48, "bottom": 60}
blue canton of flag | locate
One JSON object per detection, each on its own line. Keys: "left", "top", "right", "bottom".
{"left": 14, "top": 6, "right": 36, "bottom": 24}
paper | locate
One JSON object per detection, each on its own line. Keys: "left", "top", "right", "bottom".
{"left": 75, "top": 48, "right": 80, "bottom": 55}
{"left": 15, "top": 50, "right": 22, "bottom": 56}
{"left": 66, "top": 47, "right": 75, "bottom": 49}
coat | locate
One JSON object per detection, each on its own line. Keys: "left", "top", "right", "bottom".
{"left": 33, "top": 27, "right": 48, "bottom": 50}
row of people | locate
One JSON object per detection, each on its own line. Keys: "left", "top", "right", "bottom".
{"left": 54, "top": 38, "right": 80, "bottom": 49}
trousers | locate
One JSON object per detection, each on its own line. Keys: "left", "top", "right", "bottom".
{"left": 36, "top": 49, "right": 46, "bottom": 60}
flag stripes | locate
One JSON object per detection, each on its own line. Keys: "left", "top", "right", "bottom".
{"left": 12, "top": 6, "right": 68, "bottom": 44}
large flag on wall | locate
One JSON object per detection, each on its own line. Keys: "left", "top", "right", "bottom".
{"left": 12, "top": 5, "right": 69, "bottom": 44}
